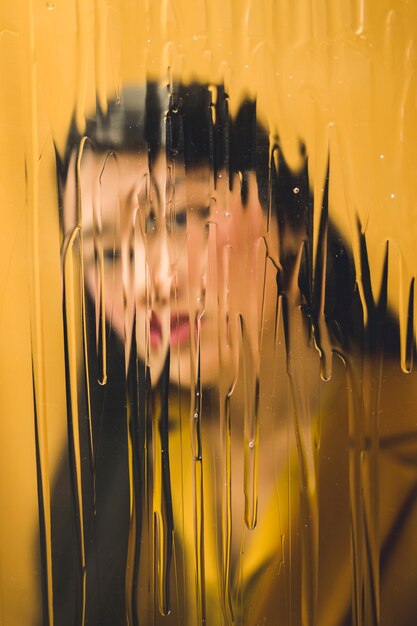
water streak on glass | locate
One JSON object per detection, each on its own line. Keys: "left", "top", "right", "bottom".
{"left": 219, "top": 238, "right": 239, "bottom": 626}
{"left": 95, "top": 153, "right": 112, "bottom": 387}
{"left": 240, "top": 314, "right": 259, "bottom": 532}
{"left": 4, "top": 2, "right": 417, "bottom": 626}
{"left": 62, "top": 226, "right": 88, "bottom": 626}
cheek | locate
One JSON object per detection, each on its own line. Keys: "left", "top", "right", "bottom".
{"left": 103, "top": 264, "right": 128, "bottom": 341}
{"left": 186, "top": 225, "right": 209, "bottom": 296}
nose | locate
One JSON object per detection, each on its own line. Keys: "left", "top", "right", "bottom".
{"left": 147, "top": 232, "right": 171, "bottom": 309}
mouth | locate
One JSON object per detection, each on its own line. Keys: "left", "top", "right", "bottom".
{"left": 170, "top": 312, "right": 203, "bottom": 348}
{"left": 149, "top": 311, "right": 163, "bottom": 349}
{"left": 170, "top": 313, "right": 191, "bottom": 347}
{"left": 150, "top": 310, "right": 203, "bottom": 350}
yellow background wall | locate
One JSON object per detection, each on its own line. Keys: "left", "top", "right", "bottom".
{"left": 1, "top": 2, "right": 416, "bottom": 623}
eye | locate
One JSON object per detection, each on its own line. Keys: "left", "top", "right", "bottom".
{"left": 103, "top": 247, "right": 118, "bottom": 264}
{"left": 102, "top": 247, "right": 135, "bottom": 266}
{"left": 102, "top": 247, "right": 124, "bottom": 269}
{"left": 196, "top": 204, "right": 210, "bottom": 221}
{"left": 174, "top": 210, "right": 187, "bottom": 228}
{"left": 166, "top": 209, "right": 187, "bottom": 233}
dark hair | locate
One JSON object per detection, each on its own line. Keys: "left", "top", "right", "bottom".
{"left": 165, "top": 83, "right": 271, "bottom": 207}
{"left": 61, "top": 81, "right": 378, "bottom": 354}
{"left": 84, "top": 83, "right": 166, "bottom": 158}
{"left": 60, "top": 81, "right": 272, "bottom": 207}
{"left": 57, "top": 82, "right": 167, "bottom": 179}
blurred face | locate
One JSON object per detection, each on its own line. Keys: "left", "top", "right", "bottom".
{"left": 66, "top": 146, "right": 273, "bottom": 389}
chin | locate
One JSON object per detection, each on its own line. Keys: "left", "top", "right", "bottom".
{"left": 169, "top": 349, "right": 219, "bottom": 391}
{"left": 169, "top": 351, "right": 191, "bottom": 389}
{"left": 147, "top": 345, "right": 170, "bottom": 387}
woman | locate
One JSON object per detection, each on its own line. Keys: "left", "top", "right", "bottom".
{"left": 52, "top": 81, "right": 417, "bottom": 626}
{"left": 57, "top": 81, "right": 289, "bottom": 626}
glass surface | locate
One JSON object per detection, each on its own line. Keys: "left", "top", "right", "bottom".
{"left": 1, "top": 2, "right": 417, "bottom": 625}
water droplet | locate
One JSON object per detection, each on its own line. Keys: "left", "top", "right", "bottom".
{"left": 193, "top": 412, "right": 199, "bottom": 419}
{"left": 390, "top": 193, "right": 395, "bottom": 199}
{"left": 293, "top": 187, "right": 300, "bottom": 194}
{"left": 248, "top": 440, "right": 254, "bottom": 449}
{"left": 224, "top": 211, "right": 231, "bottom": 218}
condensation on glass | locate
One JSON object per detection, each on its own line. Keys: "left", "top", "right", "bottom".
{"left": 1, "top": 2, "right": 417, "bottom": 626}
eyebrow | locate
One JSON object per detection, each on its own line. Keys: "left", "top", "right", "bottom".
{"left": 172, "top": 173, "right": 211, "bottom": 186}
{"left": 81, "top": 223, "right": 119, "bottom": 243}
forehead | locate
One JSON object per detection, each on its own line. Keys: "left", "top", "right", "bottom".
{"left": 87, "top": 149, "right": 212, "bottom": 195}
{"left": 87, "top": 150, "right": 151, "bottom": 192}
{"left": 64, "top": 145, "right": 218, "bottom": 232}
{"left": 166, "top": 162, "right": 212, "bottom": 207}
{"left": 94, "top": 149, "right": 211, "bottom": 199}
{"left": 77, "top": 150, "right": 155, "bottom": 235}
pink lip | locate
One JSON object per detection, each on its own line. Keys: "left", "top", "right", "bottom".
{"left": 170, "top": 313, "right": 202, "bottom": 347}
{"left": 150, "top": 311, "right": 163, "bottom": 348}
{"left": 170, "top": 314, "right": 190, "bottom": 347}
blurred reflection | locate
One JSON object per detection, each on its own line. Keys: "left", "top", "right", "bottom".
{"left": 52, "top": 82, "right": 417, "bottom": 626}
{"left": 58, "top": 83, "right": 289, "bottom": 626}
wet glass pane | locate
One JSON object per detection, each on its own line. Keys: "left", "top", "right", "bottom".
{"left": 2, "top": 2, "right": 417, "bottom": 625}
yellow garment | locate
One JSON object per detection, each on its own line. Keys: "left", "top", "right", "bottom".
{"left": 146, "top": 350, "right": 417, "bottom": 626}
